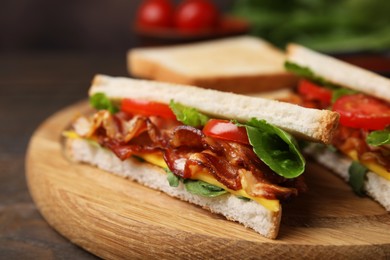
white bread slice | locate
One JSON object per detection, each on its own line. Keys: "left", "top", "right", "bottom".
{"left": 90, "top": 75, "right": 339, "bottom": 144}
{"left": 287, "top": 43, "right": 390, "bottom": 103}
{"left": 66, "top": 138, "right": 281, "bottom": 239}
{"left": 305, "top": 144, "right": 390, "bottom": 211}
{"left": 128, "top": 36, "right": 297, "bottom": 93}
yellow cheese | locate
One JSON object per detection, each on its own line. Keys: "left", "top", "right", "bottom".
{"left": 347, "top": 150, "right": 390, "bottom": 181}
{"left": 140, "top": 153, "right": 280, "bottom": 212}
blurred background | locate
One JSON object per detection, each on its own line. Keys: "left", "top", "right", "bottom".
{"left": 1, "top": 0, "right": 389, "bottom": 54}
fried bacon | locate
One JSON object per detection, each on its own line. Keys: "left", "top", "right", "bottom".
{"left": 334, "top": 125, "right": 390, "bottom": 171}
{"left": 78, "top": 110, "right": 304, "bottom": 201}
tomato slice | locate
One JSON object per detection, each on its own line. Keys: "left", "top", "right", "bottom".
{"left": 332, "top": 94, "right": 390, "bottom": 130}
{"left": 203, "top": 119, "right": 249, "bottom": 145}
{"left": 121, "top": 98, "right": 176, "bottom": 119}
{"left": 298, "top": 79, "right": 332, "bottom": 105}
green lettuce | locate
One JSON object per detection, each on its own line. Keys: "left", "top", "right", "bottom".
{"left": 348, "top": 161, "right": 368, "bottom": 196}
{"left": 166, "top": 169, "right": 181, "bottom": 187}
{"left": 166, "top": 169, "right": 228, "bottom": 198}
{"left": 89, "top": 92, "right": 118, "bottom": 114}
{"left": 184, "top": 180, "right": 227, "bottom": 197}
{"left": 331, "top": 88, "right": 359, "bottom": 103}
{"left": 243, "top": 118, "right": 305, "bottom": 178}
{"left": 169, "top": 100, "right": 209, "bottom": 127}
{"left": 367, "top": 129, "right": 390, "bottom": 146}
{"left": 284, "top": 61, "right": 337, "bottom": 88}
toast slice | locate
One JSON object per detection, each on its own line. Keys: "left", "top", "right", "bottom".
{"left": 128, "top": 36, "right": 297, "bottom": 93}
{"left": 90, "top": 74, "right": 338, "bottom": 144}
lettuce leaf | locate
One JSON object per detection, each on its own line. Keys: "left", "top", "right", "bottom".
{"left": 331, "top": 88, "right": 359, "bottom": 103}
{"left": 243, "top": 118, "right": 305, "bottom": 178}
{"left": 184, "top": 180, "right": 227, "bottom": 197}
{"left": 367, "top": 129, "right": 390, "bottom": 146}
{"left": 166, "top": 169, "right": 181, "bottom": 187}
{"left": 348, "top": 161, "right": 368, "bottom": 196}
{"left": 169, "top": 100, "right": 209, "bottom": 127}
{"left": 166, "top": 169, "right": 227, "bottom": 197}
{"left": 284, "top": 61, "right": 336, "bottom": 88}
{"left": 89, "top": 92, "right": 118, "bottom": 114}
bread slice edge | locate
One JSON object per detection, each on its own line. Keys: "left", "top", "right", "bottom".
{"left": 66, "top": 138, "right": 282, "bottom": 239}
{"left": 90, "top": 74, "right": 339, "bottom": 144}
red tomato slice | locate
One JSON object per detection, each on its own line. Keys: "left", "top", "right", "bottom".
{"left": 121, "top": 98, "right": 176, "bottom": 119}
{"left": 298, "top": 79, "right": 332, "bottom": 105}
{"left": 332, "top": 94, "right": 390, "bottom": 130}
{"left": 203, "top": 119, "right": 249, "bottom": 145}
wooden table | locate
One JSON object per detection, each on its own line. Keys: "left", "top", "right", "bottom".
{"left": 0, "top": 52, "right": 128, "bottom": 258}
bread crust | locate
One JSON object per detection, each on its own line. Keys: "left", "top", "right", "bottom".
{"left": 90, "top": 75, "right": 339, "bottom": 144}
{"left": 66, "top": 138, "right": 282, "bottom": 239}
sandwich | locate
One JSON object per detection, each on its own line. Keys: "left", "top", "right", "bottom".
{"left": 284, "top": 44, "right": 390, "bottom": 211}
{"left": 64, "top": 74, "right": 339, "bottom": 239}
{"left": 128, "top": 36, "right": 297, "bottom": 93}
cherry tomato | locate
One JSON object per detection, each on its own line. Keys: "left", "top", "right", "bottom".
{"left": 332, "top": 94, "right": 390, "bottom": 130}
{"left": 298, "top": 79, "right": 332, "bottom": 105}
{"left": 175, "top": 0, "right": 220, "bottom": 32}
{"left": 136, "top": 0, "right": 174, "bottom": 28}
{"left": 203, "top": 119, "right": 249, "bottom": 145}
{"left": 121, "top": 98, "right": 176, "bottom": 119}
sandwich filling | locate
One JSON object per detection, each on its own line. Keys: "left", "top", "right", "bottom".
{"left": 67, "top": 93, "right": 308, "bottom": 211}
{"left": 284, "top": 62, "right": 390, "bottom": 191}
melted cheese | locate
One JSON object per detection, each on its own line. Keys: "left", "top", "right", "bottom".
{"left": 346, "top": 150, "right": 390, "bottom": 181}
{"left": 141, "top": 153, "right": 280, "bottom": 212}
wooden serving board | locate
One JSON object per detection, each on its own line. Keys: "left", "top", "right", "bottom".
{"left": 26, "top": 101, "right": 390, "bottom": 259}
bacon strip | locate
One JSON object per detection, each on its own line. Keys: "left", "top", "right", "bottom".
{"left": 80, "top": 110, "right": 303, "bottom": 201}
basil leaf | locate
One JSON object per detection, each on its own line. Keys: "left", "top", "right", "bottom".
{"left": 348, "top": 161, "right": 368, "bottom": 196}
{"left": 169, "top": 100, "right": 209, "bottom": 127}
{"left": 166, "top": 169, "right": 180, "bottom": 187}
{"left": 244, "top": 118, "right": 305, "bottom": 178}
{"left": 184, "top": 180, "right": 227, "bottom": 197}
{"left": 367, "top": 129, "right": 390, "bottom": 146}
{"left": 236, "top": 196, "right": 251, "bottom": 201}
{"left": 284, "top": 61, "right": 337, "bottom": 88}
{"left": 89, "top": 93, "right": 118, "bottom": 114}
{"left": 284, "top": 61, "right": 341, "bottom": 90}
{"left": 331, "top": 88, "right": 359, "bottom": 103}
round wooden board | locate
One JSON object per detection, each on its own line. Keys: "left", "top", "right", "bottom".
{"left": 26, "top": 101, "right": 390, "bottom": 259}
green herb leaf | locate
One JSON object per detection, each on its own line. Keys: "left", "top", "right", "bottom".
{"left": 169, "top": 100, "right": 209, "bottom": 127}
{"left": 367, "top": 129, "right": 390, "bottom": 146}
{"left": 166, "top": 169, "right": 181, "bottom": 187}
{"left": 184, "top": 180, "right": 227, "bottom": 197}
{"left": 348, "top": 161, "right": 368, "bottom": 196}
{"left": 331, "top": 88, "right": 359, "bottom": 103}
{"left": 244, "top": 118, "right": 305, "bottom": 178}
{"left": 236, "top": 196, "right": 251, "bottom": 201}
{"left": 89, "top": 93, "right": 118, "bottom": 114}
{"left": 284, "top": 61, "right": 336, "bottom": 88}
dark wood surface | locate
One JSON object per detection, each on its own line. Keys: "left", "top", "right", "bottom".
{"left": 0, "top": 52, "right": 129, "bottom": 259}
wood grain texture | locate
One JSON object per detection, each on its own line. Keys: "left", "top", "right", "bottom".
{"left": 26, "top": 101, "right": 390, "bottom": 259}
